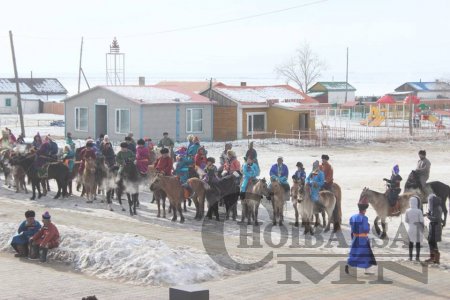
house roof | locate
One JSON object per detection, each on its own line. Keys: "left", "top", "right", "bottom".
{"left": 0, "top": 78, "right": 67, "bottom": 95}
{"left": 395, "top": 82, "right": 450, "bottom": 92}
{"left": 308, "top": 82, "right": 356, "bottom": 92}
{"left": 65, "top": 85, "right": 213, "bottom": 105}
{"left": 155, "top": 80, "right": 222, "bottom": 94}
{"left": 213, "top": 84, "right": 318, "bottom": 106}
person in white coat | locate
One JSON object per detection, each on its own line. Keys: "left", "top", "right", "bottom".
{"left": 405, "top": 196, "right": 424, "bottom": 261}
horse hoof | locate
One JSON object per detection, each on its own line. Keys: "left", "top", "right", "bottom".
{"left": 294, "top": 222, "right": 299, "bottom": 227}
{"left": 273, "top": 221, "right": 277, "bottom": 226}
{"left": 171, "top": 218, "right": 176, "bottom": 222}
{"left": 121, "top": 208, "right": 126, "bottom": 212}
{"left": 180, "top": 219, "right": 185, "bottom": 223}
{"left": 86, "top": 201, "right": 93, "bottom": 204}
{"left": 279, "top": 222, "right": 283, "bottom": 226}
{"left": 110, "top": 208, "right": 114, "bottom": 211}
{"left": 380, "top": 233, "right": 387, "bottom": 240}
{"left": 157, "top": 214, "right": 161, "bottom": 218}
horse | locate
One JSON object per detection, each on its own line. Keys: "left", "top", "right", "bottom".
{"left": 94, "top": 156, "right": 109, "bottom": 201}
{"left": 0, "top": 149, "right": 13, "bottom": 188}
{"left": 204, "top": 175, "right": 240, "bottom": 221}
{"left": 185, "top": 177, "right": 208, "bottom": 220}
{"left": 270, "top": 178, "right": 290, "bottom": 226}
{"left": 117, "top": 161, "right": 140, "bottom": 216}
{"left": 147, "top": 167, "right": 168, "bottom": 218}
{"left": 10, "top": 153, "right": 69, "bottom": 200}
{"left": 241, "top": 178, "right": 269, "bottom": 226}
{"left": 297, "top": 184, "right": 337, "bottom": 235}
{"left": 82, "top": 157, "right": 97, "bottom": 203}
{"left": 149, "top": 173, "right": 185, "bottom": 223}
{"left": 404, "top": 170, "right": 448, "bottom": 227}
{"left": 359, "top": 187, "right": 414, "bottom": 239}
{"left": 12, "top": 164, "right": 27, "bottom": 193}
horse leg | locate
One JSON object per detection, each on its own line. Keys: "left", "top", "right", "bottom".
{"left": 117, "top": 188, "right": 126, "bottom": 211}
{"left": 156, "top": 195, "right": 161, "bottom": 218}
{"left": 183, "top": 199, "right": 187, "bottom": 212}
{"left": 374, "top": 216, "right": 381, "bottom": 236}
{"left": 171, "top": 201, "right": 178, "bottom": 222}
{"left": 293, "top": 204, "right": 299, "bottom": 227}
{"left": 324, "top": 209, "right": 333, "bottom": 233}
{"left": 441, "top": 200, "right": 448, "bottom": 227}
{"left": 162, "top": 196, "right": 166, "bottom": 218}
{"left": 46, "top": 180, "right": 50, "bottom": 192}
{"left": 178, "top": 201, "right": 185, "bottom": 223}
{"left": 214, "top": 201, "right": 219, "bottom": 221}
{"left": 106, "top": 190, "right": 114, "bottom": 211}
{"left": 127, "top": 193, "right": 133, "bottom": 216}
{"left": 254, "top": 203, "right": 260, "bottom": 226}
{"left": 30, "top": 180, "right": 36, "bottom": 200}
{"left": 133, "top": 193, "right": 138, "bottom": 215}
{"left": 380, "top": 217, "right": 387, "bottom": 239}
{"left": 241, "top": 201, "right": 247, "bottom": 224}
{"left": 272, "top": 201, "right": 277, "bottom": 226}
{"left": 279, "top": 207, "right": 284, "bottom": 226}
{"left": 232, "top": 197, "right": 238, "bottom": 221}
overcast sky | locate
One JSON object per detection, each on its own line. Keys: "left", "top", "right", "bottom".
{"left": 1, "top": 0, "right": 449, "bottom": 96}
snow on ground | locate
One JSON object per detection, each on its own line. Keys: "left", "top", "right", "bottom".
{"left": 0, "top": 139, "right": 449, "bottom": 285}
{"left": 0, "top": 222, "right": 241, "bottom": 286}
{"left": 0, "top": 113, "right": 64, "bottom": 138}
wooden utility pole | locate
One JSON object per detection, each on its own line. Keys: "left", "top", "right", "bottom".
{"left": 345, "top": 47, "right": 349, "bottom": 103}
{"left": 409, "top": 92, "right": 413, "bottom": 136}
{"left": 9, "top": 30, "right": 25, "bottom": 137}
{"left": 78, "top": 37, "right": 84, "bottom": 93}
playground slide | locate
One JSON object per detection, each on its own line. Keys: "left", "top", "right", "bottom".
{"left": 369, "top": 116, "right": 385, "bottom": 127}
{"left": 428, "top": 115, "right": 445, "bottom": 128}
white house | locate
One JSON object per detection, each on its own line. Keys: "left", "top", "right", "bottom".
{"left": 394, "top": 81, "right": 450, "bottom": 99}
{"left": 0, "top": 78, "right": 68, "bottom": 114}
{"left": 308, "top": 81, "right": 356, "bottom": 104}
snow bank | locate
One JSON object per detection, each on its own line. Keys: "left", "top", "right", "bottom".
{"left": 0, "top": 222, "right": 236, "bottom": 286}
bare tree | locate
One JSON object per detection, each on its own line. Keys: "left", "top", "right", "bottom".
{"left": 275, "top": 42, "right": 325, "bottom": 93}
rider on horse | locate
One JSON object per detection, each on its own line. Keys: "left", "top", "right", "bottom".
{"left": 240, "top": 157, "right": 259, "bottom": 199}
{"left": 78, "top": 141, "right": 96, "bottom": 176}
{"left": 292, "top": 162, "right": 306, "bottom": 185}
{"left": 305, "top": 160, "right": 325, "bottom": 202}
{"left": 267, "top": 156, "right": 290, "bottom": 200}
{"left": 320, "top": 154, "right": 333, "bottom": 191}
{"left": 33, "top": 136, "right": 55, "bottom": 176}
{"left": 116, "top": 142, "right": 135, "bottom": 176}
{"left": 154, "top": 148, "right": 173, "bottom": 176}
{"left": 384, "top": 164, "right": 402, "bottom": 209}
{"left": 135, "top": 139, "right": 150, "bottom": 175}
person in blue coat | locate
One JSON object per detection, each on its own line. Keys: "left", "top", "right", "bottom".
{"left": 240, "top": 157, "right": 259, "bottom": 199}
{"left": 292, "top": 162, "right": 306, "bottom": 185}
{"left": 305, "top": 160, "right": 324, "bottom": 202}
{"left": 267, "top": 157, "right": 290, "bottom": 199}
{"left": 11, "top": 210, "right": 41, "bottom": 257}
{"left": 346, "top": 197, "right": 377, "bottom": 275}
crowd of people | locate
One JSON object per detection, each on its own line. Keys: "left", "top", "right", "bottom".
{"left": 3, "top": 129, "right": 443, "bottom": 268}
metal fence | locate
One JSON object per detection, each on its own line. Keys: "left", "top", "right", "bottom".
{"left": 242, "top": 126, "right": 450, "bottom": 147}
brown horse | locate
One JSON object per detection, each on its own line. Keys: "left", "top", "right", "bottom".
{"left": 12, "top": 164, "right": 27, "bottom": 193}
{"left": 82, "top": 157, "right": 97, "bottom": 203}
{"left": 359, "top": 187, "right": 414, "bottom": 239}
{"left": 241, "top": 178, "right": 270, "bottom": 225}
{"left": 149, "top": 174, "right": 185, "bottom": 223}
{"left": 297, "top": 184, "right": 337, "bottom": 235}
{"left": 147, "top": 167, "right": 168, "bottom": 218}
{"left": 270, "top": 179, "right": 289, "bottom": 226}
{"left": 186, "top": 177, "right": 208, "bottom": 220}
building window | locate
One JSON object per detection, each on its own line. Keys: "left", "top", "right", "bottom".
{"left": 75, "top": 107, "right": 88, "bottom": 131}
{"left": 247, "top": 112, "right": 266, "bottom": 133}
{"left": 115, "top": 109, "right": 130, "bottom": 134}
{"left": 5, "top": 98, "right": 11, "bottom": 107}
{"left": 186, "top": 108, "right": 203, "bottom": 133}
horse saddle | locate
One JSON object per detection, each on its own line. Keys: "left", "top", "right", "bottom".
{"left": 37, "top": 164, "right": 51, "bottom": 179}
{"left": 388, "top": 201, "right": 401, "bottom": 217}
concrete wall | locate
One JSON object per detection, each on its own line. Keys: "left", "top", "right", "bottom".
{"left": 328, "top": 91, "right": 355, "bottom": 104}
{"left": 0, "top": 94, "right": 17, "bottom": 114}
{"left": 418, "top": 91, "right": 450, "bottom": 99}
{"left": 22, "top": 100, "right": 41, "bottom": 114}
{"left": 65, "top": 88, "right": 140, "bottom": 141}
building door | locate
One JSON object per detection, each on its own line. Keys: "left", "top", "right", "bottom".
{"left": 95, "top": 105, "right": 108, "bottom": 138}
{"left": 299, "top": 113, "right": 309, "bottom": 130}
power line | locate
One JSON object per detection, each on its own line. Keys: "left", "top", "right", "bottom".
{"left": 7, "top": 0, "right": 327, "bottom": 41}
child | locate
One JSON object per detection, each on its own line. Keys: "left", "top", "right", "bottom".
{"left": 203, "top": 157, "right": 218, "bottom": 184}
{"left": 292, "top": 162, "right": 306, "bottom": 184}
{"left": 346, "top": 197, "right": 377, "bottom": 275}
{"left": 194, "top": 147, "right": 207, "bottom": 170}
{"left": 405, "top": 196, "right": 424, "bottom": 261}
{"left": 62, "top": 145, "right": 75, "bottom": 173}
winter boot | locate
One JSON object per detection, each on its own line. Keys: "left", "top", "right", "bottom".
{"left": 14, "top": 245, "right": 27, "bottom": 257}
{"left": 39, "top": 247, "right": 48, "bottom": 263}
{"left": 424, "top": 250, "right": 435, "bottom": 264}
{"left": 434, "top": 251, "right": 440, "bottom": 264}
{"left": 29, "top": 244, "right": 40, "bottom": 260}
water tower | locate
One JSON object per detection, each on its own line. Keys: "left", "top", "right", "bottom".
{"left": 106, "top": 37, "right": 125, "bottom": 85}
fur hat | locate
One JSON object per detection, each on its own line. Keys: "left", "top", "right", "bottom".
{"left": 193, "top": 136, "right": 200, "bottom": 143}
{"left": 418, "top": 150, "right": 426, "bottom": 156}
{"left": 227, "top": 150, "right": 236, "bottom": 157}
{"left": 120, "top": 142, "right": 128, "bottom": 148}
{"left": 207, "top": 157, "right": 215, "bottom": 164}
{"left": 160, "top": 148, "right": 169, "bottom": 154}
{"left": 312, "top": 160, "right": 320, "bottom": 171}
{"left": 321, "top": 154, "right": 329, "bottom": 160}
{"left": 103, "top": 135, "right": 109, "bottom": 140}
{"left": 86, "top": 141, "right": 94, "bottom": 148}
{"left": 296, "top": 162, "right": 304, "bottom": 168}
{"left": 25, "top": 210, "right": 35, "bottom": 218}
{"left": 42, "top": 211, "right": 51, "bottom": 220}
{"left": 137, "top": 139, "right": 145, "bottom": 146}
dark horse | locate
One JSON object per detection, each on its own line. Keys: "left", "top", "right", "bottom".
{"left": 117, "top": 161, "right": 141, "bottom": 216}
{"left": 404, "top": 170, "right": 448, "bottom": 227}
{"left": 11, "top": 153, "right": 69, "bottom": 200}
{"left": 204, "top": 175, "right": 240, "bottom": 221}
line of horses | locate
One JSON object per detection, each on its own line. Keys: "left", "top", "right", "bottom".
{"left": 0, "top": 148, "right": 447, "bottom": 240}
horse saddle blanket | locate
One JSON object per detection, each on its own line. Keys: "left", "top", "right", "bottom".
{"left": 388, "top": 201, "right": 401, "bottom": 217}
{"left": 37, "top": 164, "right": 51, "bottom": 179}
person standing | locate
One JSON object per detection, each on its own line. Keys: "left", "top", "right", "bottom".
{"left": 320, "top": 154, "right": 333, "bottom": 191}
{"left": 405, "top": 196, "right": 424, "bottom": 261}
{"left": 158, "top": 132, "right": 175, "bottom": 149}
{"left": 416, "top": 150, "right": 431, "bottom": 193}
{"left": 29, "top": 211, "right": 60, "bottom": 262}
{"left": 425, "top": 194, "right": 442, "bottom": 264}
{"left": 10, "top": 210, "right": 41, "bottom": 257}
{"left": 346, "top": 197, "right": 377, "bottom": 275}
